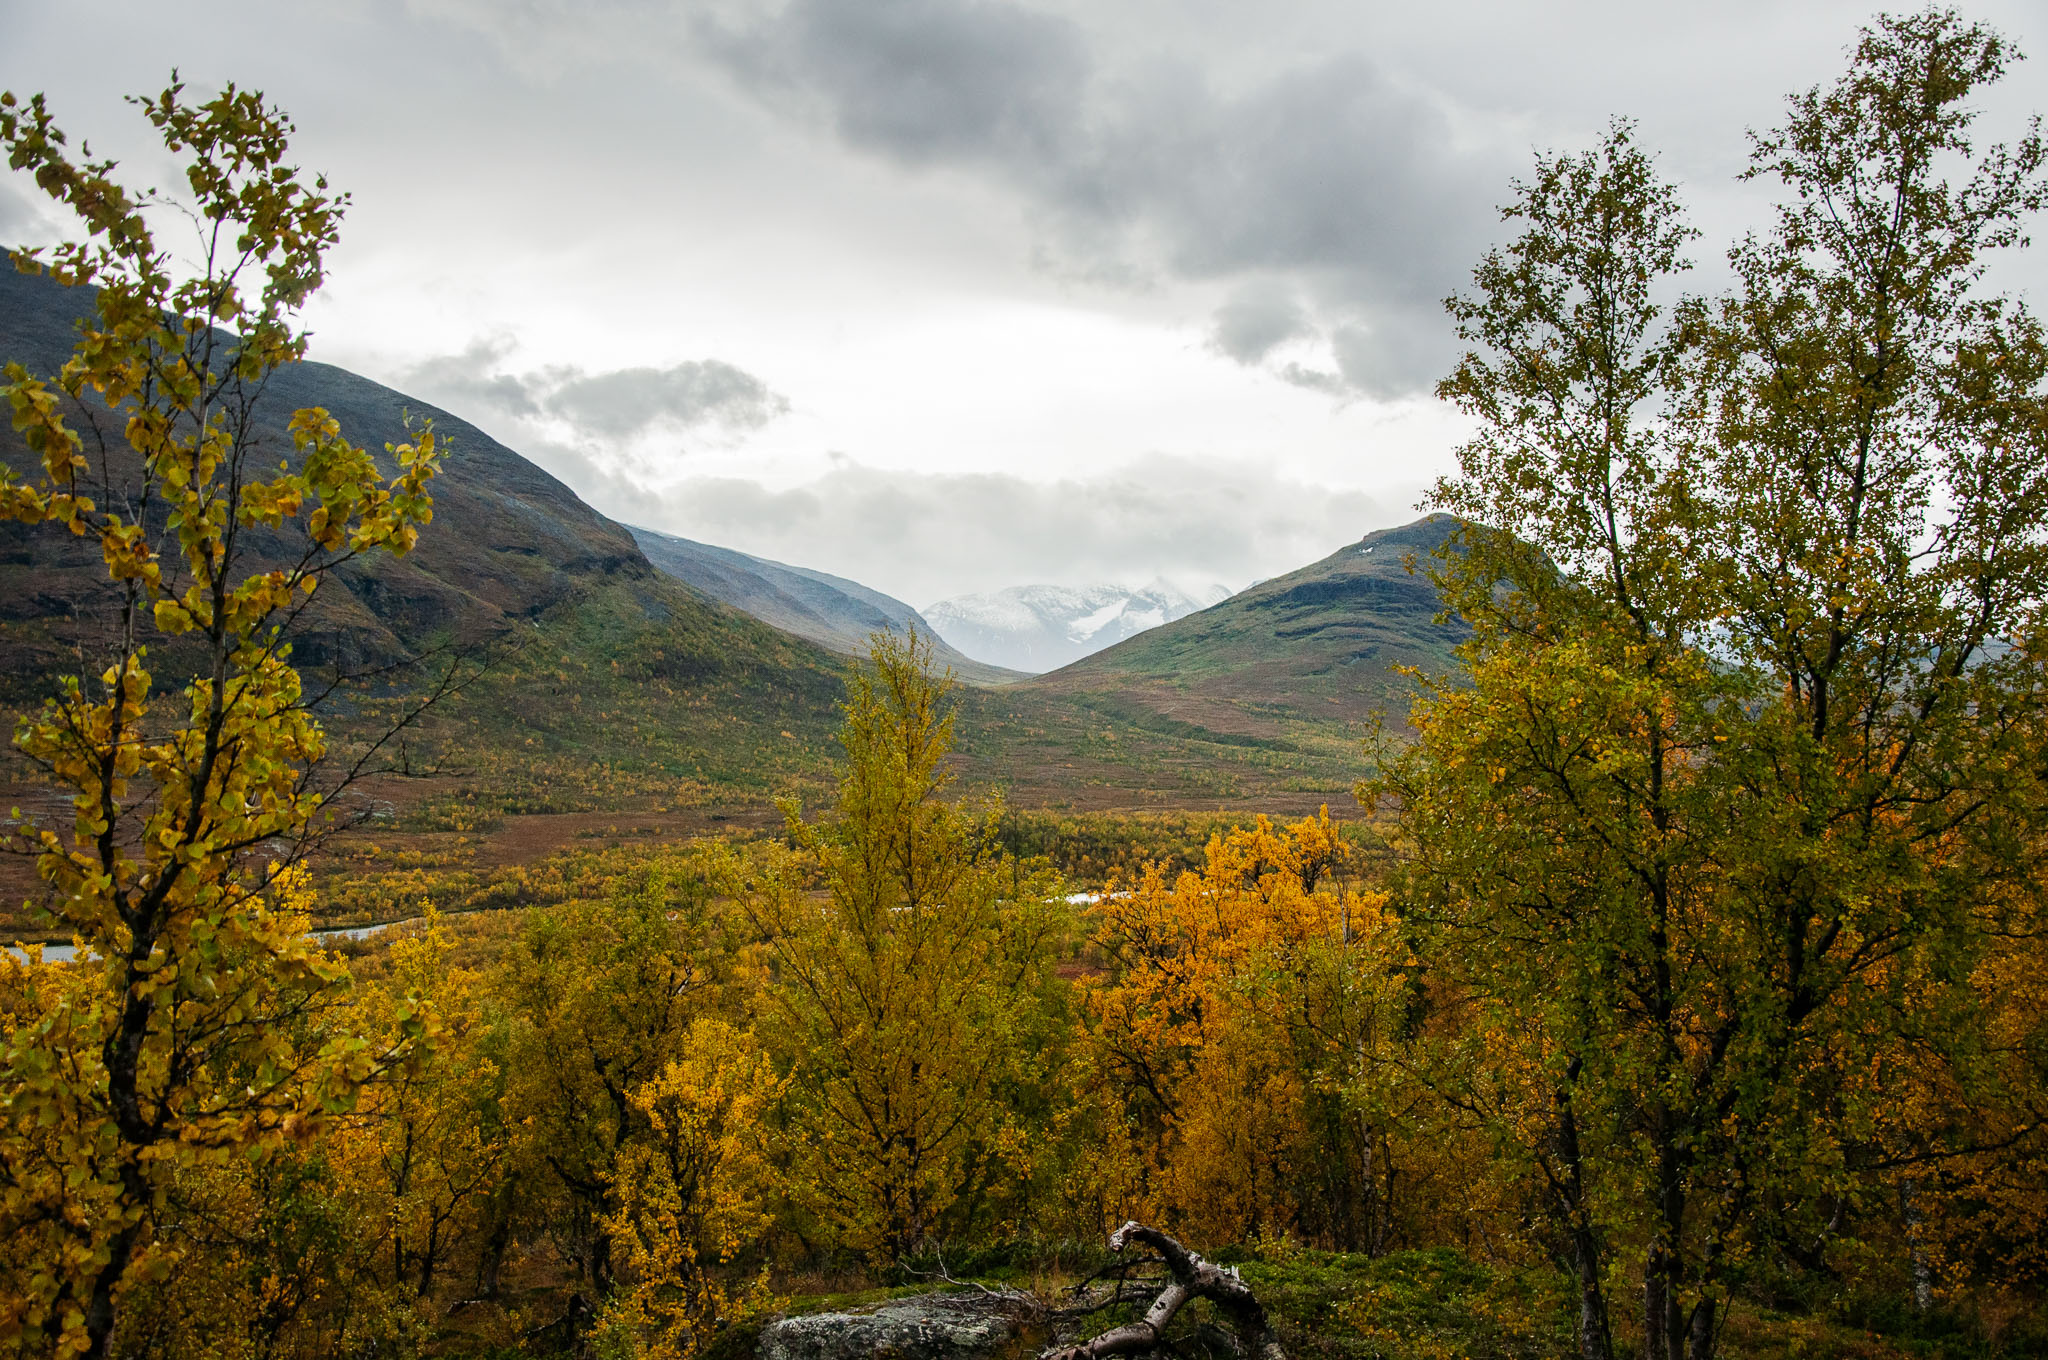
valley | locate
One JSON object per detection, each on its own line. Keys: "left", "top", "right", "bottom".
{"left": 0, "top": 267, "right": 1459, "bottom": 941}
{"left": 925, "top": 578, "right": 1234, "bottom": 672}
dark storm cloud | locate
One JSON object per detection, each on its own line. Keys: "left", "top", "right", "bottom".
{"left": 699, "top": 0, "right": 1089, "bottom": 168}
{"left": 624, "top": 454, "right": 1415, "bottom": 605}
{"left": 400, "top": 342, "right": 790, "bottom": 443}
{"left": 691, "top": 0, "right": 1508, "bottom": 397}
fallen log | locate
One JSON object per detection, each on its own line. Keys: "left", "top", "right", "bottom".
{"left": 1044, "top": 1223, "right": 1286, "bottom": 1360}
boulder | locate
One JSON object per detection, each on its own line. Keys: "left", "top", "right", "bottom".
{"left": 759, "top": 1290, "right": 1024, "bottom": 1360}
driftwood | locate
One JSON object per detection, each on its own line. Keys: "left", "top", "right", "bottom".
{"left": 1044, "top": 1223, "right": 1286, "bottom": 1360}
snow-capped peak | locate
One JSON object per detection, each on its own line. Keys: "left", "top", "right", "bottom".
{"left": 924, "top": 579, "right": 1235, "bottom": 674}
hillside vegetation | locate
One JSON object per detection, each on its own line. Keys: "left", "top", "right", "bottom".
{"left": 0, "top": 264, "right": 1457, "bottom": 865}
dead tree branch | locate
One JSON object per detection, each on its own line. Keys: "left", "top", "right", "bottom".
{"left": 1044, "top": 1223, "right": 1286, "bottom": 1360}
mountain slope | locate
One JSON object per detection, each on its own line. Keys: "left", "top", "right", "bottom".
{"left": 0, "top": 268, "right": 1330, "bottom": 823}
{"left": 0, "top": 266, "right": 1462, "bottom": 832}
{"left": 628, "top": 526, "right": 1023, "bottom": 685}
{"left": 0, "top": 266, "right": 649, "bottom": 678}
{"left": 1018, "top": 516, "right": 1467, "bottom": 738}
{"left": 0, "top": 268, "right": 850, "bottom": 807}
{"left": 927, "top": 580, "right": 1233, "bottom": 672}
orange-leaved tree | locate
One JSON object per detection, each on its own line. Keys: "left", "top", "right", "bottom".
{"left": 1083, "top": 810, "right": 1429, "bottom": 1249}
{"left": 0, "top": 79, "right": 438, "bottom": 1358}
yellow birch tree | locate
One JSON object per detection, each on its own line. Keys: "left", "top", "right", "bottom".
{"left": 0, "top": 80, "right": 438, "bottom": 1358}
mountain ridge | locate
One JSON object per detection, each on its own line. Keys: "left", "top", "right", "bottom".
{"left": 0, "top": 266, "right": 651, "bottom": 680}
{"left": 627, "top": 526, "right": 1023, "bottom": 686}
{"left": 1016, "top": 515, "right": 1467, "bottom": 737}
{"left": 0, "top": 266, "right": 1466, "bottom": 828}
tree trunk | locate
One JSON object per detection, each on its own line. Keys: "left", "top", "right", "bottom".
{"left": 1902, "top": 1178, "right": 1933, "bottom": 1314}
{"left": 1642, "top": 1245, "right": 1674, "bottom": 1360}
{"left": 1570, "top": 1221, "right": 1613, "bottom": 1360}
{"left": 81, "top": 1172, "right": 149, "bottom": 1360}
{"left": 1643, "top": 1105, "right": 1689, "bottom": 1360}
{"left": 1686, "top": 1295, "right": 1717, "bottom": 1360}
{"left": 1359, "top": 1134, "right": 1377, "bottom": 1257}
{"left": 1552, "top": 1071, "right": 1613, "bottom": 1360}
{"left": 1642, "top": 1262, "right": 1663, "bottom": 1360}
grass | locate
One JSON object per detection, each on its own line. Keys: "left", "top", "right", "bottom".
{"left": 741, "top": 1245, "right": 2044, "bottom": 1360}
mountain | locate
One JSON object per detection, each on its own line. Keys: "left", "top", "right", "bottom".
{"left": 0, "top": 266, "right": 652, "bottom": 679}
{"left": 926, "top": 579, "right": 1233, "bottom": 673}
{"left": 627, "top": 527, "right": 1024, "bottom": 686}
{"left": 1016, "top": 516, "right": 1468, "bottom": 739}
{"left": 0, "top": 267, "right": 1315, "bottom": 829}
{"left": 0, "top": 266, "right": 1469, "bottom": 837}
{"left": 0, "top": 266, "right": 849, "bottom": 805}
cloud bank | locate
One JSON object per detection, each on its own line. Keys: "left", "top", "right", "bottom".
{"left": 0, "top": 180, "right": 59, "bottom": 253}
{"left": 690, "top": 0, "right": 1507, "bottom": 397}
{"left": 408, "top": 0, "right": 1514, "bottom": 400}
{"left": 610, "top": 454, "right": 1423, "bottom": 607}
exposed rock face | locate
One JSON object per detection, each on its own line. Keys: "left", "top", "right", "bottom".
{"left": 759, "top": 1291, "right": 1022, "bottom": 1360}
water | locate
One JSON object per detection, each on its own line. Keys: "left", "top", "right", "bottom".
{"left": 6, "top": 916, "right": 422, "bottom": 965}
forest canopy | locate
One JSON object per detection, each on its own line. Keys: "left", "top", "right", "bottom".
{"left": 1, "top": 10, "right": 2045, "bottom": 1360}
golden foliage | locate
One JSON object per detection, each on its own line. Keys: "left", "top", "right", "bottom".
{"left": 0, "top": 79, "right": 437, "bottom": 1359}
{"left": 597, "top": 1019, "right": 784, "bottom": 1360}
{"left": 1082, "top": 810, "right": 1436, "bottom": 1250}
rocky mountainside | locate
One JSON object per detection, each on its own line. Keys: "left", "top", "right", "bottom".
{"left": 926, "top": 579, "right": 1232, "bottom": 673}
{"left": 628, "top": 527, "right": 1022, "bottom": 685}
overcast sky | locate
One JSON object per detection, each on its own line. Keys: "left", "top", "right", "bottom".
{"left": 4, "top": 0, "right": 2043, "bottom": 606}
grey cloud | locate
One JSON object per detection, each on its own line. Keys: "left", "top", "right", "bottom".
{"left": 543, "top": 360, "right": 789, "bottom": 439}
{"left": 692, "top": 0, "right": 1507, "bottom": 396}
{"left": 701, "top": 0, "right": 1089, "bottom": 167}
{"left": 1276, "top": 363, "right": 1349, "bottom": 397}
{"left": 1209, "top": 284, "right": 1312, "bottom": 364}
{"left": 617, "top": 455, "right": 1420, "bottom": 606}
{"left": 0, "top": 178, "right": 58, "bottom": 251}
{"left": 1329, "top": 313, "right": 1444, "bottom": 402}
{"left": 400, "top": 342, "right": 789, "bottom": 443}
{"left": 1095, "top": 57, "right": 1487, "bottom": 290}
{"left": 402, "top": 337, "right": 543, "bottom": 421}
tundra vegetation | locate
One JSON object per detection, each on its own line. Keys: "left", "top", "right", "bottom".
{"left": 3, "top": 10, "right": 2047, "bottom": 1360}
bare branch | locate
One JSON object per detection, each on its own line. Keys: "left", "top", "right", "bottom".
{"left": 1043, "top": 1223, "right": 1286, "bottom": 1360}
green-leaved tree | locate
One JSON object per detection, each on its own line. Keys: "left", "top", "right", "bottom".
{"left": 742, "top": 629, "right": 1065, "bottom": 1261}
{"left": 1370, "top": 12, "right": 2048, "bottom": 1360}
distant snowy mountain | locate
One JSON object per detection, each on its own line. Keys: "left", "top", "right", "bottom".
{"left": 925, "top": 579, "right": 1233, "bottom": 673}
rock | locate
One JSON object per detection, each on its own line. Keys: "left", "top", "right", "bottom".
{"left": 759, "top": 1290, "right": 1024, "bottom": 1360}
